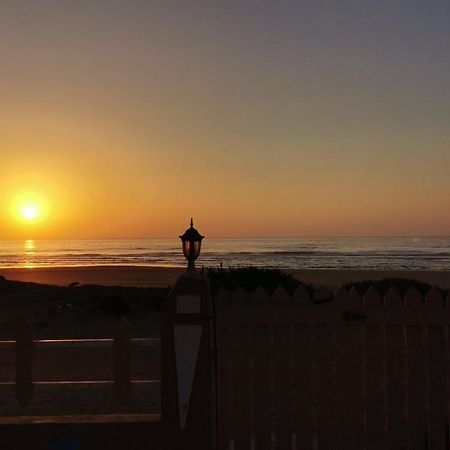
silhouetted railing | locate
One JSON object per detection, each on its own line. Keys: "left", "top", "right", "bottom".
{"left": 0, "top": 318, "right": 160, "bottom": 422}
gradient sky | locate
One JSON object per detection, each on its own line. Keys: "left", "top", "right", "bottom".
{"left": 1, "top": 0, "right": 449, "bottom": 238}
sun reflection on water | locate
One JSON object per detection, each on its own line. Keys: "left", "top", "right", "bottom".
{"left": 24, "top": 240, "right": 35, "bottom": 268}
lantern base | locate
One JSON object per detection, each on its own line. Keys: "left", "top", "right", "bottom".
{"left": 184, "top": 260, "right": 199, "bottom": 278}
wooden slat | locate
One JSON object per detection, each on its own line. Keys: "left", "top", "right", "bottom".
{"left": 315, "top": 324, "right": 336, "bottom": 450}
{"left": 273, "top": 325, "right": 292, "bottom": 449}
{"left": 293, "top": 325, "right": 314, "bottom": 450}
{"left": 216, "top": 325, "right": 233, "bottom": 450}
{"left": 406, "top": 326, "right": 427, "bottom": 450}
{"left": 385, "top": 325, "right": 407, "bottom": 448}
{"left": 405, "top": 288, "right": 423, "bottom": 309}
{"left": 336, "top": 323, "right": 364, "bottom": 449}
{"left": 365, "top": 325, "right": 386, "bottom": 450}
{"left": 294, "top": 285, "right": 311, "bottom": 304}
{"left": 426, "top": 288, "right": 444, "bottom": 309}
{"left": 333, "top": 285, "right": 349, "bottom": 308}
{"left": 427, "top": 325, "right": 448, "bottom": 449}
{"left": 385, "top": 288, "right": 403, "bottom": 309}
{"left": 231, "top": 287, "right": 249, "bottom": 304}
{"left": 251, "top": 325, "right": 271, "bottom": 450}
{"left": 272, "top": 286, "right": 291, "bottom": 304}
{"left": 114, "top": 317, "right": 131, "bottom": 403}
{"left": 231, "top": 325, "right": 251, "bottom": 450}
{"left": 250, "top": 286, "right": 270, "bottom": 307}
{"left": 348, "top": 287, "right": 363, "bottom": 309}
{"left": 15, "top": 319, "right": 34, "bottom": 406}
{"left": 364, "top": 287, "right": 383, "bottom": 309}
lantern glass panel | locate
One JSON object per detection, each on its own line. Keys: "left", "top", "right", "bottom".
{"left": 182, "top": 240, "right": 191, "bottom": 259}
{"left": 193, "top": 241, "right": 201, "bottom": 259}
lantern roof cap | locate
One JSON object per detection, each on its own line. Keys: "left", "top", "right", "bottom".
{"left": 179, "top": 218, "right": 204, "bottom": 241}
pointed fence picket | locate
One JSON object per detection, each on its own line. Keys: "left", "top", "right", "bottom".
{"left": 213, "top": 284, "right": 450, "bottom": 450}
{"left": 363, "top": 286, "right": 382, "bottom": 309}
{"left": 293, "top": 285, "right": 310, "bottom": 304}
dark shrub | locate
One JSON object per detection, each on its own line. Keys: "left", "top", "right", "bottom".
{"left": 99, "top": 295, "right": 131, "bottom": 316}
{"left": 206, "top": 266, "right": 312, "bottom": 297}
{"left": 141, "top": 287, "right": 171, "bottom": 311}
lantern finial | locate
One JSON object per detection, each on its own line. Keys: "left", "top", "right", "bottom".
{"left": 190, "top": 217, "right": 194, "bottom": 228}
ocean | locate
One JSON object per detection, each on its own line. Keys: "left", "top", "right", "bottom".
{"left": 0, "top": 237, "right": 449, "bottom": 271}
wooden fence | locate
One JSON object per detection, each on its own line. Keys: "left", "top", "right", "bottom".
{"left": 214, "top": 285, "right": 450, "bottom": 450}
{"left": 3, "top": 276, "right": 450, "bottom": 450}
{"left": 0, "top": 317, "right": 160, "bottom": 421}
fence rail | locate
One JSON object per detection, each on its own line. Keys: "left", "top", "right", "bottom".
{"left": 0, "top": 317, "right": 161, "bottom": 419}
{"left": 0, "top": 337, "right": 160, "bottom": 348}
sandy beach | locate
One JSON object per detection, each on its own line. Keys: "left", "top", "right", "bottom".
{"left": 0, "top": 265, "right": 449, "bottom": 289}
{"left": 0, "top": 266, "right": 184, "bottom": 288}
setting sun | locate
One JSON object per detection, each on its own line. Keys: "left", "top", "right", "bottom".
{"left": 20, "top": 203, "right": 40, "bottom": 221}
{"left": 9, "top": 193, "right": 49, "bottom": 226}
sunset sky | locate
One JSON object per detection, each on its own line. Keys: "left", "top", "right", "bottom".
{"left": 1, "top": 1, "right": 449, "bottom": 239}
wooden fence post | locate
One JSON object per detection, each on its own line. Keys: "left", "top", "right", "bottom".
{"left": 114, "top": 316, "right": 131, "bottom": 403}
{"left": 15, "top": 319, "right": 34, "bottom": 406}
{"left": 161, "top": 274, "right": 216, "bottom": 450}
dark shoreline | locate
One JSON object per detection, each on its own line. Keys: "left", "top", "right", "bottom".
{"left": 0, "top": 266, "right": 449, "bottom": 289}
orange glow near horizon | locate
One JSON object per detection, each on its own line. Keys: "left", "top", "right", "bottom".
{"left": 0, "top": 160, "right": 449, "bottom": 239}
{"left": 0, "top": 3, "right": 449, "bottom": 239}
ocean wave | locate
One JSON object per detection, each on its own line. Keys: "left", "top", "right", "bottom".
{"left": 0, "top": 237, "right": 449, "bottom": 270}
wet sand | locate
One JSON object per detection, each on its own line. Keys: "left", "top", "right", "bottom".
{"left": 0, "top": 266, "right": 184, "bottom": 288}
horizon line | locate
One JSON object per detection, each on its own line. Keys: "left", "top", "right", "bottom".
{"left": 1, "top": 234, "right": 449, "bottom": 241}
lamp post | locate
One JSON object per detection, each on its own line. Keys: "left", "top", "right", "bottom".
{"left": 162, "top": 219, "right": 215, "bottom": 450}
{"left": 179, "top": 218, "right": 204, "bottom": 277}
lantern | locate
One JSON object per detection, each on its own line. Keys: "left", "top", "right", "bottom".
{"left": 179, "top": 218, "right": 204, "bottom": 275}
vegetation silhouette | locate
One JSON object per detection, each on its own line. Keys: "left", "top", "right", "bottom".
{"left": 206, "top": 269, "right": 446, "bottom": 302}
{"left": 206, "top": 266, "right": 313, "bottom": 297}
